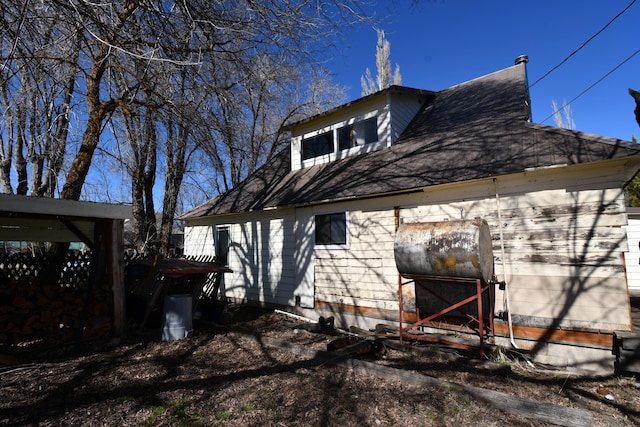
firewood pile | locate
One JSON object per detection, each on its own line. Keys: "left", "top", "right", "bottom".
{"left": 0, "top": 252, "right": 113, "bottom": 345}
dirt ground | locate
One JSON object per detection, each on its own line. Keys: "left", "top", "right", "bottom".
{"left": 1, "top": 306, "right": 640, "bottom": 427}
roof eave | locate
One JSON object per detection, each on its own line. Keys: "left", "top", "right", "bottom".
{"left": 283, "top": 86, "right": 436, "bottom": 131}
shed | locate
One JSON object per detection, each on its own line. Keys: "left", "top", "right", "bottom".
{"left": 0, "top": 194, "right": 131, "bottom": 344}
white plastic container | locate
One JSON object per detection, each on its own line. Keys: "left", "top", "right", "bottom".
{"left": 161, "top": 294, "right": 193, "bottom": 341}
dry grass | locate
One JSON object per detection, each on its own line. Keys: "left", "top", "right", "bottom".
{"left": 0, "top": 307, "right": 639, "bottom": 426}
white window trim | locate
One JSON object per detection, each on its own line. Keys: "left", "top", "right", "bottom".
{"left": 313, "top": 211, "right": 350, "bottom": 250}
{"left": 215, "top": 225, "right": 231, "bottom": 265}
{"left": 300, "top": 112, "right": 381, "bottom": 169}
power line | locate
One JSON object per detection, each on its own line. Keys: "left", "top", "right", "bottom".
{"left": 540, "top": 47, "right": 640, "bottom": 125}
{"left": 530, "top": 0, "right": 636, "bottom": 88}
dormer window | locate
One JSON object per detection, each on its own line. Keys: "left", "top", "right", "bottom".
{"left": 289, "top": 86, "right": 432, "bottom": 171}
{"left": 302, "top": 130, "right": 334, "bottom": 160}
{"left": 338, "top": 117, "right": 378, "bottom": 150}
{"left": 302, "top": 117, "right": 379, "bottom": 161}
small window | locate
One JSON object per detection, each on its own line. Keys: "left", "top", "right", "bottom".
{"left": 215, "top": 226, "right": 229, "bottom": 266}
{"left": 315, "top": 212, "right": 347, "bottom": 246}
{"left": 337, "top": 126, "right": 355, "bottom": 151}
{"left": 358, "top": 117, "right": 378, "bottom": 145}
{"left": 337, "top": 117, "right": 378, "bottom": 150}
{"left": 302, "top": 130, "right": 334, "bottom": 160}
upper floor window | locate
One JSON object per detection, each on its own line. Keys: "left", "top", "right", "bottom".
{"left": 302, "top": 117, "right": 378, "bottom": 161}
{"left": 302, "top": 130, "right": 333, "bottom": 160}
{"left": 338, "top": 117, "right": 378, "bottom": 150}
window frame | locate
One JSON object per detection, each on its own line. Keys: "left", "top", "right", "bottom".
{"left": 215, "top": 225, "right": 230, "bottom": 266}
{"left": 338, "top": 116, "right": 378, "bottom": 149}
{"left": 300, "top": 115, "right": 380, "bottom": 166}
{"left": 301, "top": 129, "right": 334, "bottom": 160}
{"left": 314, "top": 211, "right": 350, "bottom": 250}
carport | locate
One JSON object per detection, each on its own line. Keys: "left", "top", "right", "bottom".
{"left": 0, "top": 193, "right": 131, "bottom": 342}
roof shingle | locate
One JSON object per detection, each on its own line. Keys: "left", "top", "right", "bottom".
{"left": 181, "top": 63, "right": 640, "bottom": 219}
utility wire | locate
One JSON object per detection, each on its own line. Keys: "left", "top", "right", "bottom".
{"left": 530, "top": 0, "right": 636, "bottom": 88}
{"left": 541, "top": 47, "right": 640, "bottom": 125}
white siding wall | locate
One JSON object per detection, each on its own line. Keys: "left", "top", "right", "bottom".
{"left": 388, "top": 92, "right": 429, "bottom": 143}
{"left": 184, "top": 161, "right": 633, "bottom": 334}
{"left": 183, "top": 210, "right": 314, "bottom": 308}
{"left": 624, "top": 215, "right": 640, "bottom": 292}
{"left": 307, "top": 162, "right": 631, "bottom": 331}
{"left": 183, "top": 225, "right": 215, "bottom": 257}
{"left": 403, "top": 164, "right": 629, "bottom": 331}
{"left": 313, "top": 208, "right": 399, "bottom": 312}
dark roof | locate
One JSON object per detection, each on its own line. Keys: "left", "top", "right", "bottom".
{"left": 181, "top": 63, "right": 640, "bottom": 220}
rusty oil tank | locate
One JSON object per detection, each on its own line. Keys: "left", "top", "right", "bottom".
{"left": 394, "top": 219, "right": 494, "bottom": 282}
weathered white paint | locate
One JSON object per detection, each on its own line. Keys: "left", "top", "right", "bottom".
{"left": 311, "top": 207, "right": 399, "bottom": 312}
{"left": 183, "top": 158, "right": 639, "bottom": 371}
{"left": 298, "top": 164, "right": 631, "bottom": 330}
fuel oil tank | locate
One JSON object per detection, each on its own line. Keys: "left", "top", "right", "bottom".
{"left": 394, "top": 219, "right": 494, "bottom": 282}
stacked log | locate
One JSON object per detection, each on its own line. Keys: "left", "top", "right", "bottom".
{"left": 0, "top": 277, "right": 112, "bottom": 344}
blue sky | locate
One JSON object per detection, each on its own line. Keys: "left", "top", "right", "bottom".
{"left": 327, "top": 0, "right": 640, "bottom": 141}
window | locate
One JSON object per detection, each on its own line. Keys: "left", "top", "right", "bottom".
{"left": 302, "top": 130, "right": 333, "bottom": 160}
{"left": 302, "top": 117, "right": 378, "bottom": 161}
{"left": 338, "top": 117, "right": 378, "bottom": 150}
{"left": 215, "top": 226, "right": 229, "bottom": 266}
{"left": 315, "top": 212, "right": 347, "bottom": 247}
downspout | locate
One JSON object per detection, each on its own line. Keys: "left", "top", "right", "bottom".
{"left": 395, "top": 206, "right": 404, "bottom": 342}
{"left": 493, "top": 177, "right": 519, "bottom": 349}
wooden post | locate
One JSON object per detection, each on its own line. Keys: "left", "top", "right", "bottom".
{"left": 108, "top": 219, "right": 126, "bottom": 339}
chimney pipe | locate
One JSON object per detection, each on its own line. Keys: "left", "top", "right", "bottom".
{"left": 515, "top": 55, "right": 529, "bottom": 65}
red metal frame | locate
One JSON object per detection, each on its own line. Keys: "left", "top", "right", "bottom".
{"left": 399, "top": 275, "right": 494, "bottom": 358}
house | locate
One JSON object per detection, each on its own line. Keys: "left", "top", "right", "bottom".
{"left": 180, "top": 58, "right": 640, "bottom": 372}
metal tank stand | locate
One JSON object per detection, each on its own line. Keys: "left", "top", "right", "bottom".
{"left": 399, "top": 275, "right": 494, "bottom": 358}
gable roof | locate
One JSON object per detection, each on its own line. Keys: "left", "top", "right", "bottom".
{"left": 181, "top": 63, "right": 640, "bottom": 220}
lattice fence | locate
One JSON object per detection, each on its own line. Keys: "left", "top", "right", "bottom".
{"left": 0, "top": 251, "right": 94, "bottom": 288}
{"left": 0, "top": 251, "right": 112, "bottom": 345}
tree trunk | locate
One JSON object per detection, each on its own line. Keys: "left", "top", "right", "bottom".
{"left": 15, "top": 100, "right": 28, "bottom": 195}
{"left": 160, "top": 123, "right": 188, "bottom": 255}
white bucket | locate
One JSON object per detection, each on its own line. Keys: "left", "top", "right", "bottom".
{"left": 161, "top": 294, "right": 193, "bottom": 341}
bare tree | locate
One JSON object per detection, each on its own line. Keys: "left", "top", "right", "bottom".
{"left": 2, "top": 0, "right": 372, "bottom": 255}
{"left": 551, "top": 99, "right": 576, "bottom": 130}
{"left": 1, "top": 3, "right": 80, "bottom": 196}
{"left": 199, "top": 57, "right": 346, "bottom": 195}
{"left": 361, "top": 28, "right": 402, "bottom": 96}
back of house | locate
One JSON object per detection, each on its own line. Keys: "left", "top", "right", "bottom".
{"left": 181, "top": 58, "right": 640, "bottom": 373}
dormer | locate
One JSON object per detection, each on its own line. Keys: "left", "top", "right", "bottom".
{"left": 289, "top": 86, "right": 434, "bottom": 171}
